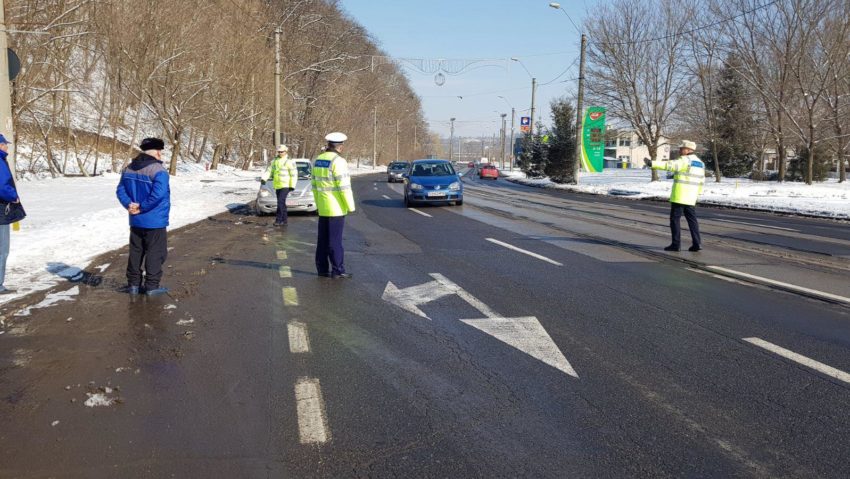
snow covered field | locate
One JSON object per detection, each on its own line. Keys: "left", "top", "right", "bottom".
{"left": 503, "top": 169, "right": 850, "bottom": 219}
{"left": 1, "top": 162, "right": 383, "bottom": 307}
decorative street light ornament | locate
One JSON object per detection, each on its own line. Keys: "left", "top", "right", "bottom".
{"left": 435, "top": 72, "right": 446, "bottom": 86}
{"left": 370, "top": 55, "right": 507, "bottom": 87}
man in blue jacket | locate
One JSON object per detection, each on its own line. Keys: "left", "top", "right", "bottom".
{"left": 0, "top": 134, "right": 19, "bottom": 295}
{"left": 116, "top": 137, "right": 171, "bottom": 296}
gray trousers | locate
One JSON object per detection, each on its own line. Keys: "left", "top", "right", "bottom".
{"left": 0, "top": 223, "right": 9, "bottom": 287}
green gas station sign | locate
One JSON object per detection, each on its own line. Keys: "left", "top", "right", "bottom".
{"left": 581, "top": 107, "right": 606, "bottom": 173}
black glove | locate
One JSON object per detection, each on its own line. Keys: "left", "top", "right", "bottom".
{"left": 643, "top": 158, "right": 652, "bottom": 167}
{"left": 260, "top": 179, "right": 266, "bottom": 185}
{"left": 288, "top": 187, "right": 295, "bottom": 192}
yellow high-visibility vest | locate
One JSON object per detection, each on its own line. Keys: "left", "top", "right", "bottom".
{"left": 651, "top": 154, "right": 705, "bottom": 206}
{"left": 262, "top": 156, "right": 297, "bottom": 190}
{"left": 311, "top": 151, "right": 355, "bottom": 216}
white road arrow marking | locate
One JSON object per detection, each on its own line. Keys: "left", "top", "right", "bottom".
{"left": 461, "top": 317, "right": 578, "bottom": 377}
{"left": 382, "top": 280, "right": 455, "bottom": 319}
{"left": 382, "top": 273, "right": 578, "bottom": 377}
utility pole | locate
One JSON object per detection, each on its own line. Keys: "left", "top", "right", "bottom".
{"left": 500, "top": 114, "right": 507, "bottom": 168}
{"left": 0, "top": 0, "right": 16, "bottom": 177}
{"left": 373, "top": 106, "right": 378, "bottom": 168}
{"left": 509, "top": 107, "right": 515, "bottom": 171}
{"left": 449, "top": 117, "right": 456, "bottom": 161}
{"left": 572, "top": 33, "right": 587, "bottom": 185}
{"left": 413, "top": 124, "right": 417, "bottom": 156}
{"left": 395, "top": 119, "right": 400, "bottom": 161}
{"left": 274, "top": 25, "right": 282, "bottom": 148}
{"left": 530, "top": 78, "right": 537, "bottom": 136}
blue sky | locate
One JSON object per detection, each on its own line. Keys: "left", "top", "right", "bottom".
{"left": 339, "top": 0, "right": 599, "bottom": 137}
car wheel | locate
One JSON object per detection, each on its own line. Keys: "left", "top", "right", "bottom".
{"left": 455, "top": 199, "right": 463, "bottom": 206}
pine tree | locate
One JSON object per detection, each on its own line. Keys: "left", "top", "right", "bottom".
{"left": 710, "top": 55, "right": 757, "bottom": 177}
{"left": 545, "top": 98, "right": 577, "bottom": 183}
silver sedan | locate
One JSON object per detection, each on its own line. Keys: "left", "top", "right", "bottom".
{"left": 256, "top": 160, "right": 317, "bottom": 215}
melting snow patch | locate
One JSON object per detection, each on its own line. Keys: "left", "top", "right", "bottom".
{"left": 176, "top": 318, "right": 194, "bottom": 325}
{"left": 84, "top": 393, "right": 115, "bottom": 407}
{"left": 164, "top": 304, "right": 177, "bottom": 310}
{"left": 15, "top": 286, "right": 80, "bottom": 317}
{"left": 51, "top": 420, "right": 60, "bottom": 427}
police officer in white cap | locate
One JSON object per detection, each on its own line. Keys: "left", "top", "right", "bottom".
{"left": 261, "top": 144, "right": 297, "bottom": 226}
{"left": 311, "top": 132, "right": 355, "bottom": 278}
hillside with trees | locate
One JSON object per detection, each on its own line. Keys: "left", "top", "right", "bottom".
{"left": 6, "top": 0, "right": 428, "bottom": 177}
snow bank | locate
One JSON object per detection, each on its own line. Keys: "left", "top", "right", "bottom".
{"left": 2, "top": 162, "right": 382, "bottom": 306}
{"left": 503, "top": 169, "right": 850, "bottom": 219}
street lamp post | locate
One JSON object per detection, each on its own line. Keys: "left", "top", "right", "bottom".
{"left": 511, "top": 58, "right": 537, "bottom": 137}
{"left": 449, "top": 117, "right": 456, "bottom": 161}
{"left": 500, "top": 113, "right": 507, "bottom": 169}
{"left": 498, "top": 96, "right": 516, "bottom": 171}
{"left": 549, "top": 2, "right": 587, "bottom": 185}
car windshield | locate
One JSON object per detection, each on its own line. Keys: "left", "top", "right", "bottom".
{"left": 297, "top": 163, "right": 311, "bottom": 178}
{"left": 411, "top": 162, "right": 455, "bottom": 177}
{"left": 389, "top": 163, "right": 409, "bottom": 171}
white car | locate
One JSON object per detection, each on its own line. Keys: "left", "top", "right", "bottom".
{"left": 256, "top": 160, "right": 317, "bottom": 214}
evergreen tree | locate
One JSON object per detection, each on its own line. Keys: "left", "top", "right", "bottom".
{"left": 545, "top": 98, "right": 577, "bottom": 183}
{"left": 518, "top": 132, "right": 548, "bottom": 178}
{"left": 709, "top": 55, "right": 757, "bottom": 177}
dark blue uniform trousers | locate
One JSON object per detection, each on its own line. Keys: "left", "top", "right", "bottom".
{"left": 669, "top": 203, "right": 701, "bottom": 249}
{"left": 316, "top": 216, "right": 346, "bottom": 276}
{"left": 275, "top": 188, "right": 290, "bottom": 224}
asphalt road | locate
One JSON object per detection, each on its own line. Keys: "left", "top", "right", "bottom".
{"left": 1, "top": 173, "right": 850, "bottom": 478}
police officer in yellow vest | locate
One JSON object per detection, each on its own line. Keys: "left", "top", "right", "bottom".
{"left": 262, "top": 144, "right": 298, "bottom": 226}
{"left": 645, "top": 140, "right": 705, "bottom": 252}
{"left": 312, "top": 132, "right": 356, "bottom": 278}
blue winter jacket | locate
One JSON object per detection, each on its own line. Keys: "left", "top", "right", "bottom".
{"left": 116, "top": 154, "right": 170, "bottom": 229}
{"left": 0, "top": 150, "right": 18, "bottom": 203}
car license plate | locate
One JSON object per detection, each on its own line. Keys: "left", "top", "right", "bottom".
{"left": 286, "top": 201, "right": 298, "bottom": 206}
{"left": 427, "top": 191, "right": 446, "bottom": 198}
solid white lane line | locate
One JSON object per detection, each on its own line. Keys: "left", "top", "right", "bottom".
{"left": 713, "top": 218, "right": 797, "bottom": 232}
{"left": 743, "top": 337, "right": 850, "bottom": 385}
{"left": 295, "top": 378, "right": 330, "bottom": 444}
{"left": 706, "top": 266, "right": 850, "bottom": 304}
{"left": 287, "top": 321, "right": 310, "bottom": 353}
{"left": 409, "top": 208, "right": 432, "bottom": 218}
{"left": 382, "top": 195, "right": 391, "bottom": 200}
{"left": 485, "top": 238, "right": 563, "bottom": 266}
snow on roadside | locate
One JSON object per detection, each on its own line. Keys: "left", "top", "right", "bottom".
{"left": 2, "top": 162, "right": 383, "bottom": 308}
{"left": 502, "top": 169, "right": 850, "bottom": 219}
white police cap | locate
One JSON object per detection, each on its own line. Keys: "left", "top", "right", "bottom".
{"left": 325, "top": 132, "right": 348, "bottom": 143}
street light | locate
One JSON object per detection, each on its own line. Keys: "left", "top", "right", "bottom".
{"left": 498, "top": 96, "right": 516, "bottom": 171}
{"left": 511, "top": 57, "right": 537, "bottom": 137}
{"left": 549, "top": 2, "right": 586, "bottom": 185}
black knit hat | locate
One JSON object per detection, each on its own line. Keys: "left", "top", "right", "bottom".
{"left": 139, "top": 137, "right": 165, "bottom": 151}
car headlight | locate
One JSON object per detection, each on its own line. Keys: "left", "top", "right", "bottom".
{"left": 410, "top": 183, "right": 424, "bottom": 190}
{"left": 449, "top": 182, "right": 461, "bottom": 191}
{"left": 259, "top": 190, "right": 271, "bottom": 198}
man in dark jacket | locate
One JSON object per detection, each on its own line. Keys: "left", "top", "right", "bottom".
{"left": 0, "top": 134, "right": 19, "bottom": 294}
{"left": 116, "top": 138, "right": 171, "bottom": 296}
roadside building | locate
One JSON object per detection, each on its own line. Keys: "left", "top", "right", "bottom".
{"left": 603, "top": 127, "right": 671, "bottom": 168}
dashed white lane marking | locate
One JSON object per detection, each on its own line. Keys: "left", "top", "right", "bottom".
{"left": 287, "top": 321, "right": 310, "bottom": 353}
{"left": 382, "top": 195, "right": 391, "bottom": 200}
{"left": 282, "top": 287, "right": 299, "bottom": 306}
{"left": 276, "top": 250, "right": 288, "bottom": 260}
{"left": 485, "top": 238, "right": 563, "bottom": 266}
{"left": 712, "top": 218, "right": 797, "bottom": 232}
{"left": 743, "top": 337, "right": 850, "bottom": 385}
{"left": 408, "top": 208, "right": 432, "bottom": 218}
{"left": 279, "top": 266, "right": 292, "bottom": 278}
{"left": 295, "top": 378, "right": 330, "bottom": 444}
{"left": 706, "top": 266, "right": 850, "bottom": 304}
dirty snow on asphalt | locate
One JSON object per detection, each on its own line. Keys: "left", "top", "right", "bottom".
{"left": 503, "top": 169, "right": 850, "bottom": 219}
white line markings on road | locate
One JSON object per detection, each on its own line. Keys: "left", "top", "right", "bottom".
{"left": 276, "top": 250, "right": 288, "bottom": 260}
{"left": 485, "top": 238, "right": 563, "bottom": 266}
{"left": 295, "top": 378, "right": 330, "bottom": 444}
{"left": 279, "top": 266, "right": 292, "bottom": 278}
{"left": 408, "top": 208, "right": 432, "bottom": 218}
{"left": 743, "top": 337, "right": 850, "bottom": 385}
{"left": 287, "top": 321, "right": 310, "bottom": 354}
{"left": 382, "top": 273, "right": 578, "bottom": 377}
{"left": 282, "top": 287, "right": 299, "bottom": 306}
{"left": 382, "top": 195, "right": 391, "bottom": 200}
{"left": 712, "top": 218, "right": 797, "bottom": 232}
{"left": 706, "top": 266, "right": 850, "bottom": 304}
